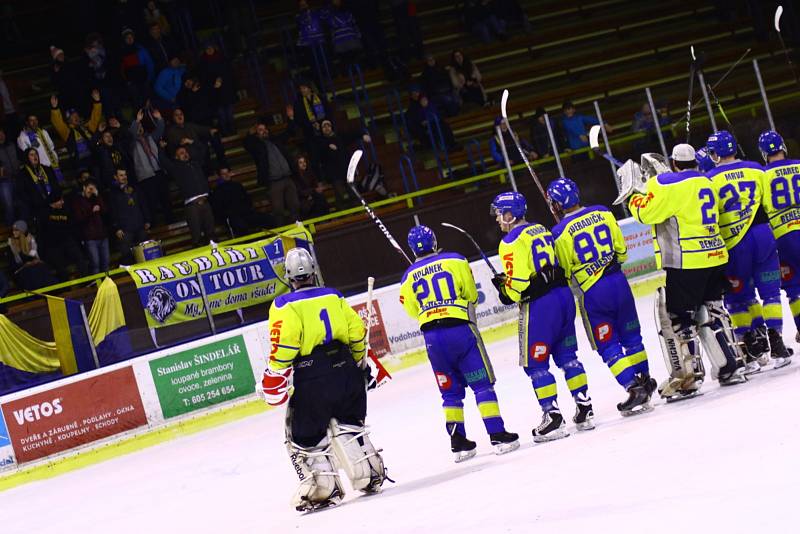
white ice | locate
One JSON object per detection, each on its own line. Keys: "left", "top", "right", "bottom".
{"left": 2, "top": 293, "right": 799, "bottom": 534}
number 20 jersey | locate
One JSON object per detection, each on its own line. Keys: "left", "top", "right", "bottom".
{"left": 399, "top": 252, "right": 478, "bottom": 328}
{"left": 706, "top": 160, "right": 768, "bottom": 249}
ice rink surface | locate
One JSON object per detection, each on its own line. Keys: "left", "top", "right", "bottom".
{"left": 3, "top": 293, "right": 799, "bottom": 534}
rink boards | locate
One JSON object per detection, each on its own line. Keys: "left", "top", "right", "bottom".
{"left": 0, "top": 218, "right": 655, "bottom": 475}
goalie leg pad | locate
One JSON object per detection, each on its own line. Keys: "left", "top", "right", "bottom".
{"left": 287, "top": 437, "right": 344, "bottom": 511}
{"left": 697, "top": 301, "right": 746, "bottom": 384}
{"left": 328, "top": 418, "right": 387, "bottom": 494}
{"left": 654, "top": 287, "right": 703, "bottom": 397}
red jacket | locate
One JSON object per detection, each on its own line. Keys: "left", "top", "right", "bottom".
{"left": 73, "top": 194, "right": 109, "bottom": 241}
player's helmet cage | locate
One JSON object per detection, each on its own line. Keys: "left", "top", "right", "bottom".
{"left": 706, "top": 130, "right": 737, "bottom": 158}
{"left": 490, "top": 191, "right": 527, "bottom": 219}
{"left": 695, "top": 146, "right": 715, "bottom": 172}
{"left": 758, "top": 130, "right": 787, "bottom": 162}
{"left": 546, "top": 178, "right": 580, "bottom": 210}
{"left": 284, "top": 247, "right": 317, "bottom": 283}
{"left": 408, "top": 225, "right": 438, "bottom": 257}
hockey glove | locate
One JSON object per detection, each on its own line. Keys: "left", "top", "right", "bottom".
{"left": 491, "top": 274, "right": 514, "bottom": 305}
{"left": 261, "top": 367, "right": 293, "bottom": 406}
{"left": 360, "top": 349, "right": 392, "bottom": 390}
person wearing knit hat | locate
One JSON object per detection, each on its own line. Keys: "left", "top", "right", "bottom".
{"left": 49, "top": 46, "right": 65, "bottom": 61}
{"left": 7, "top": 218, "right": 57, "bottom": 290}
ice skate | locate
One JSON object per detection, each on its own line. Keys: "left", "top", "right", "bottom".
{"left": 768, "top": 328, "right": 792, "bottom": 370}
{"left": 742, "top": 328, "right": 768, "bottom": 374}
{"left": 450, "top": 432, "right": 477, "bottom": 463}
{"left": 572, "top": 392, "right": 595, "bottom": 431}
{"left": 617, "top": 374, "right": 655, "bottom": 417}
{"left": 717, "top": 360, "right": 747, "bottom": 386}
{"left": 660, "top": 374, "right": 703, "bottom": 403}
{"left": 533, "top": 409, "right": 570, "bottom": 442}
{"left": 490, "top": 431, "right": 520, "bottom": 455}
{"left": 296, "top": 485, "right": 344, "bottom": 513}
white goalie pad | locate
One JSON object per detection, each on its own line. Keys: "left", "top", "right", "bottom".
{"left": 654, "top": 287, "right": 703, "bottom": 397}
{"left": 286, "top": 437, "right": 344, "bottom": 509}
{"left": 613, "top": 159, "right": 646, "bottom": 205}
{"left": 328, "top": 418, "right": 386, "bottom": 493}
{"left": 696, "top": 301, "right": 743, "bottom": 380}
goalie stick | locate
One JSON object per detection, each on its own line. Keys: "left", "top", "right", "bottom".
{"left": 588, "top": 125, "right": 624, "bottom": 168}
{"left": 685, "top": 46, "right": 699, "bottom": 142}
{"left": 364, "top": 276, "right": 391, "bottom": 388}
{"left": 500, "top": 90, "right": 561, "bottom": 222}
{"left": 347, "top": 150, "right": 412, "bottom": 265}
{"left": 440, "top": 223, "right": 499, "bottom": 276}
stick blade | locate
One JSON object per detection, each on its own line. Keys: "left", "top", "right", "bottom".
{"left": 775, "top": 5, "right": 784, "bottom": 32}
{"left": 440, "top": 222, "right": 459, "bottom": 230}
{"left": 347, "top": 149, "right": 363, "bottom": 184}
{"left": 500, "top": 89, "right": 509, "bottom": 119}
{"left": 589, "top": 125, "right": 601, "bottom": 149}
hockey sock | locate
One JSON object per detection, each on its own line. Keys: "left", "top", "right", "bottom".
{"left": 789, "top": 296, "right": 800, "bottom": 331}
{"left": 600, "top": 349, "right": 637, "bottom": 390}
{"left": 560, "top": 358, "right": 589, "bottom": 396}
{"left": 625, "top": 349, "right": 650, "bottom": 376}
{"left": 443, "top": 405, "right": 466, "bottom": 437}
{"left": 526, "top": 368, "right": 559, "bottom": 411}
{"left": 725, "top": 300, "right": 752, "bottom": 339}
{"left": 474, "top": 387, "right": 506, "bottom": 434}
{"left": 748, "top": 301, "right": 765, "bottom": 330}
{"left": 761, "top": 298, "right": 783, "bottom": 332}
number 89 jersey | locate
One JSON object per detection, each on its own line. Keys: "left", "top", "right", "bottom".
{"left": 551, "top": 206, "right": 627, "bottom": 292}
{"left": 706, "top": 160, "right": 767, "bottom": 249}
{"left": 399, "top": 252, "right": 478, "bottom": 328}
{"left": 762, "top": 158, "right": 800, "bottom": 239}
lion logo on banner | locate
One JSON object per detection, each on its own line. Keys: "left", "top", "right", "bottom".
{"left": 146, "top": 287, "right": 177, "bottom": 323}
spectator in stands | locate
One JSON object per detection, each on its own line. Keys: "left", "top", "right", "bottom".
{"left": 390, "top": 1, "right": 423, "bottom": 60}
{"left": 7, "top": 220, "right": 56, "bottom": 290}
{"left": 49, "top": 46, "right": 89, "bottom": 117}
{"left": 130, "top": 107, "right": 172, "bottom": 224}
{"left": 93, "top": 125, "right": 134, "bottom": 190}
{"left": 158, "top": 140, "right": 216, "bottom": 246}
{"left": 17, "top": 113, "right": 60, "bottom": 181}
{"left": 166, "top": 107, "right": 229, "bottom": 170}
{"left": 293, "top": 80, "right": 329, "bottom": 139}
{"left": 144, "top": 21, "right": 178, "bottom": 73}
{"left": 464, "top": 0, "right": 508, "bottom": 43}
{"left": 40, "top": 192, "right": 88, "bottom": 281}
{"left": 143, "top": 1, "right": 172, "bottom": 37}
{"left": 631, "top": 101, "right": 672, "bottom": 155}
{"left": 0, "top": 127, "right": 19, "bottom": 225}
{"left": 492, "top": 0, "right": 532, "bottom": 33}
{"left": 50, "top": 90, "right": 103, "bottom": 172}
{"left": 450, "top": 49, "right": 488, "bottom": 107}
{"left": 154, "top": 56, "right": 186, "bottom": 108}
{"left": 490, "top": 116, "right": 537, "bottom": 166}
{"left": 0, "top": 70, "right": 21, "bottom": 139}
{"left": 210, "top": 167, "right": 274, "bottom": 238}
{"left": 83, "top": 33, "right": 121, "bottom": 118}
{"left": 108, "top": 168, "right": 150, "bottom": 264}
{"left": 295, "top": 154, "right": 329, "bottom": 218}
{"left": 73, "top": 180, "right": 110, "bottom": 274}
{"left": 16, "top": 148, "right": 62, "bottom": 234}
{"left": 406, "top": 88, "right": 460, "bottom": 153}
{"left": 559, "top": 100, "right": 612, "bottom": 153}
{"left": 420, "top": 56, "right": 460, "bottom": 117}
{"left": 243, "top": 120, "right": 300, "bottom": 226}
{"left": 314, "top": 118, "right": 372, "bottom": 208}
{"left": 296, "top": 0, "right": 328, "bottom": 80}
{"left": 198, "top": 42, "right": 237, "bottom": 137}
{"left": 120, "top": 28, "right": 155, "bottom": 110}
{"left": 177, "top": 74, "right": 218, "bottom": 127}
{"left": 329, "top": 0, "right": 363, "bottom": 75}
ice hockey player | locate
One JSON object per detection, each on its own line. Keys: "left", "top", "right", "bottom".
{"left": 626, "top": 144, "right": 745, "bottom": 399}
{"left": 260, "top": 247, "right": 387, "bottom": 512}
{"left": 758, "top": 129, "right": 799, "bottom": 354}
{"left": 490, "top": 191, "right": 594, "bottom": 441}
{"left": 399, "top": 225, "right": 519, "bottom": 462}
{"left": 706, "top": 130, "right": 790, "bottom": 370}
{"left": 548, "top": 178, "right": 656, "bottom": 416}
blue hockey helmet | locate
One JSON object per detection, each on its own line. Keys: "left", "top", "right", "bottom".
{"left": 407, "top": 225, "right": 437, "bottom": 257}
{"left": 757, "top": 130, "right": 787, "bottom": 162}
{"left": 490, "top": 191, "right": 527, "bottom": 219}
{"left": 706, "top": 130, "right": 737, "bottom": 159}
{"left": 546, "top": 177, "right": 580, "bottom": 210}
{"left": 695, "top": 146, "right": 715, "bottom": 172}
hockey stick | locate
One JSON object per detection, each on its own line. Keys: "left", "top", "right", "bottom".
{"left": 440, "top": 223, "right": 499, "bottom": 276}
{"left": 364, "top": 276, "right": 392, "bottom": 387}
{"left": 347, "top": 150, "right": 413, "bottom": 265}
{"left": 500, "top": 89, "right": 561, "bottom": 222}
{"left": 588, "top": 125, "right": 624, "bottom": 168}
{"left": 775, "top": 5, "right": 800, "bottom": 85}
{"left": 685, "top": 46, "right": 699, "bottom": 142}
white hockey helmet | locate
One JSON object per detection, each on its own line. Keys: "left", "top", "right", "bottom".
{"left": 284, "top": 247, "right": 317, "bottom": 283}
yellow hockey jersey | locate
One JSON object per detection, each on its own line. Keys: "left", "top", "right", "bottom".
{"left": 706, "top": 160, "right": 768, "bottom": 249}
{"left": 761, "top": 158, "right": 800, "bottom": 239}
{"left": 267, "top": 286, "right": 366, "bottom": 372}
{"left": 629, "top": 169, "right": 728, "bottom": 269}
{"left": 551, "top": 205, "right": 627, "bottom": 291}
{"left": 497, "top": 223, "right": 557, "bottom": 303}
{"left": 399, "top": 252, "right": 478, "bottom": 328}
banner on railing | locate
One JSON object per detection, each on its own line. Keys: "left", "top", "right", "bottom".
{"left": 124, "top": 226, "right": 313, "bottom": 328}
{"left": 619, "top": 218, "right": 658, "bottom": 278}
{"left": 0, "top": 410, "right": 13, "bottom": 468}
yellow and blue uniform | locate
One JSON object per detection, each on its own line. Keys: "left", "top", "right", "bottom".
{"left": 762, "top": 158, "right": 800, "bottom": 332}
{"left": 707, "top": 161, "right": 783, "bottom": 337}
{"left": 552, "top": 205, "right": 649, "bottom": 390}
{"left": 498, "top": 223, "right": 589, "bottom": 412}
{"left": 400, "top": 252, "right": 508, "bottom": 438}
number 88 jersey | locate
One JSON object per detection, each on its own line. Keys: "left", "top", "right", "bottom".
{"left": 706, "top": 160, "right": 768, "bottom": 249}
{"left": 762, "top": 158, "right": 800, "bottom": 239}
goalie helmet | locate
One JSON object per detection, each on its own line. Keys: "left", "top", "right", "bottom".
{"left": 407, "top": 225, "right": 437, "bottom": 257}
{"left": 707, "top": 130, "right": 737, "bottom": 159}
{"left": 758, "top": 130, "right": 787, "bottom": 162}
{"left": 284, "top": 247, "right": 317, "bottom": 283}
{"left": 490, "top": 191, "right": 527, "bottom": 219}
{"left": 546, "top": 178, "right": 580, "bottom": 210}
{"left": 640, "top": 153, "right": 670, "bottom": 179}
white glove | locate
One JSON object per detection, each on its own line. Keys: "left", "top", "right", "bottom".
{"left": 260, "top": 367, "right": 293, "bottom": 406}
